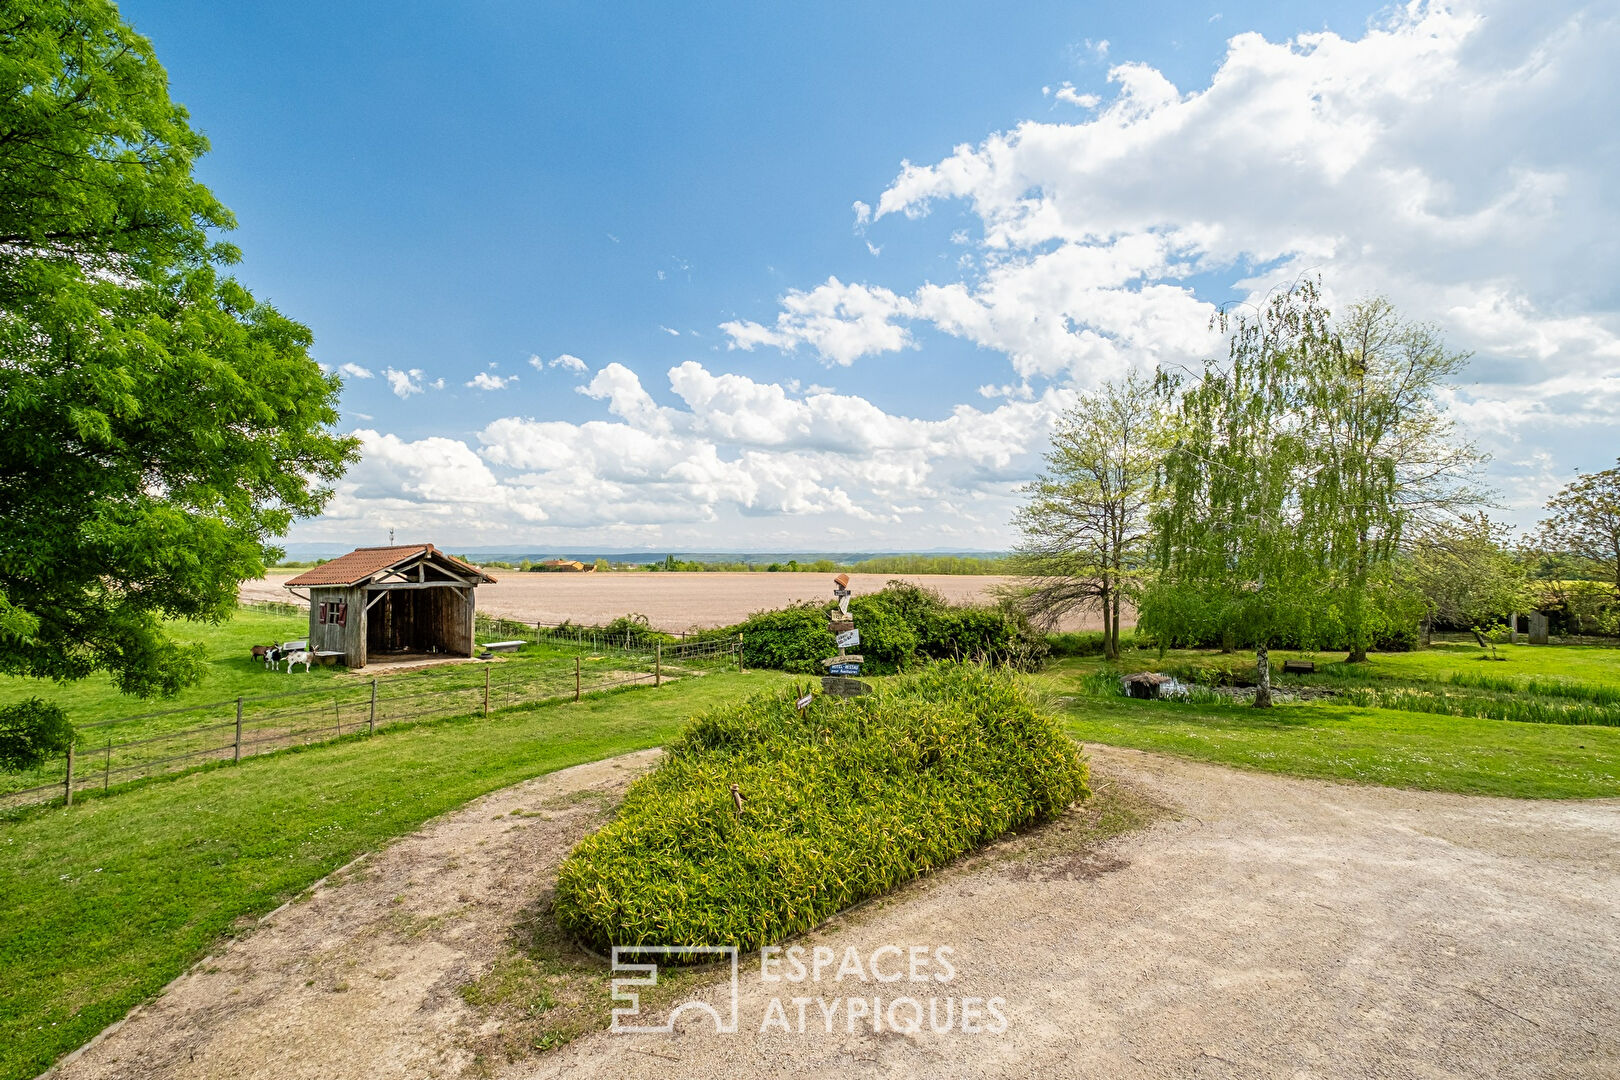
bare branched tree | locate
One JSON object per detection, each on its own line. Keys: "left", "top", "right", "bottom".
{"left": 1009, "top": 371, "right": 1164, "bottom": 660}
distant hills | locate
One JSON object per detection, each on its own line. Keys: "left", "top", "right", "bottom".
{"left": 275, "top": 544, "right": 1011, "bottom": 565}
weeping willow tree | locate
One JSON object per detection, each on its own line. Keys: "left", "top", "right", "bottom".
{"left": 1144, "top": 281, "right": 1483, "bottom": 703}
{"left": 1142, "top": 282, "right": 1337, "bottom": 708}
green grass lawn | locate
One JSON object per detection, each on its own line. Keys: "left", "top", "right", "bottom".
{"left": 1037, "top": 642, "right": 1620, "bottom": 799}
{"left": 1055, "top": 695, "right": 1620, "bottom": 798}
{"left": 7, "top": 629, "right": 1619, "bottom": 1080}
{"left": 0, "top": 608, "right": 678, "bottom": 799}
{"left": 0, "top": 669, "right": 789, "bottom": 1080}
{"left": 0, "top": 607, "right": 319, "bottom": 715}
{"left": 1076, "top": 639, "right": 1620, "bottom": 686}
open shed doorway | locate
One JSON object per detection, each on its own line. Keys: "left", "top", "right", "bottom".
{"left": 366, "top": 586, "right": 468, "bottom": 659}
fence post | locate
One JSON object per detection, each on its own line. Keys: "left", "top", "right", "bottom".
{"left": 369, "top": 679, "right": 378, "bottom": 735}
{"left": 737, "top": 634, "right": 745, "bottom": 674}
{"left": 64, "top": 743, "right": 74, "bottom": 807}
{"left": 234, "top": 697, "right": 243, "bottom": 763}
{"left": 104, "top": 738, "right": 112, "bottom": 791}
{"left": 334, "top": 693, "right": 342, "bottom": 736}
{"left": 575, "top": 656, "right": 581, "bottom": 702}
{"left": 483, "top": 665, "right": 491, "bottom": 717}
{"left": 655, "top": 643, "right": 662, "bottom": 688}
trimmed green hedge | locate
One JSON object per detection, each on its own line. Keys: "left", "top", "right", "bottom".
{"left": 552, "top": 663, "right": 1089, "bottom": 953}
{"left": 713, "top": 582, "right": 1045, "bottom": 675}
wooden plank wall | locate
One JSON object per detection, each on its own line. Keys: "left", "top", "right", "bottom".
{"left": 307, "top": 586, "right": 367, "bottom": 667}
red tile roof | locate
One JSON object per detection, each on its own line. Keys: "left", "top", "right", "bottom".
{"left": 283, "top": 545, "right": 497, "bottom": 587}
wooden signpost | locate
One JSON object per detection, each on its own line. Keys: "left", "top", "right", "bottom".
{"left": 822, "top": 574, "right": 870, "bottom": 697}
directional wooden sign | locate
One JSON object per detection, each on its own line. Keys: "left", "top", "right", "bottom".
{"left": 821, "top": 654, "right": 864, "bottom": 667}
{"left": 835, "top": 628, "right": 860, "bottom": 649}
{"left": 795, "top": 692, "right": 813, "bottom": 710}
{"left": 829, "top": 619, "right": 855, "bottom": 635}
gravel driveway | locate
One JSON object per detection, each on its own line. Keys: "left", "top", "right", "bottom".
{"left": 47, "top": 746, "right": 1620, "bottom": 1080}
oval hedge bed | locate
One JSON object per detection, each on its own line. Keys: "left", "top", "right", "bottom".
{"left": 553, "top": 663, "right": 1089, "bottom": 953}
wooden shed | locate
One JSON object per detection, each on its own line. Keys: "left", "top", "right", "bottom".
{"left": 284, "top": 545, "right": 497, "bottom": 669}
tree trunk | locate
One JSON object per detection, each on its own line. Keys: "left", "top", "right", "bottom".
{"left": 1101, "top": 579, "right": 1117, "bottom": 661}
{"left": 1112, "top": 589, "right": 1123, "bottom": 657}
{"left": 1220, "top": 628, "right": 1234, "bottom": 654}
{"left": 1254, "top": 643, "right": 1273, "bottom": 708}
{"left": 1345, "top": 548, "right": 1370, "bottom": 663}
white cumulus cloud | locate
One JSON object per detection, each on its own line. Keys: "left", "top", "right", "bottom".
{"left": 467, "top": 371, "right": 518, "bottom": 391}
{"left": 383, "top": 368, "right": 439, "bottom": 398}
{"left": 727, "top": 0, "right": 1620, "bottom": 517}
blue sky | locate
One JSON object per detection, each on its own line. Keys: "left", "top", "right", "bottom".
{"left": 125, "top": 0, "right": 1619, "bottom": 551}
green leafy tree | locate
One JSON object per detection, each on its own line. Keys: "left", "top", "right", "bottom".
{"left": 1011, "top": 371, "right": 1164, "bottom": 660}
{"left": 1143, "top": 281, "right": 1337, "bottom": 707}
{"left": 1541, "top": 460, "right": 1620, "bottom": 594}
{"left": 1, "top": 0, "right": 356, "bottom": 696}
{"left": 1300, "top": 298, "right": 1483, "bottom": 661}
{"left": 0, "top": 698, "right": 75, "bottom": 771}
{"left": 1394, "top": 515, "right": 1531, "bottom": 642}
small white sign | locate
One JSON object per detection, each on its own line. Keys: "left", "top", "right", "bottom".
{"left": 835, "top": 629, "right": 860, "bottom": 649}
{"left": 795, "top": 693, "right": 813, "bottom": 710}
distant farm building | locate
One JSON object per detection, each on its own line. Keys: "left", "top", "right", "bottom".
{"left": 534, "top": 559, "right": 591, "bottom": 572}
{"left": 284, "top": 545, "right": 496, "bottom": 669}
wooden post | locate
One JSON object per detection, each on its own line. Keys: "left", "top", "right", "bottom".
{"left": 737, "top": 634, "right": 744, "bottom": 674}
{"left": 104, "top": 738, "right": 112, "bottom": 791}
{"left": 64, "top": 743, "right": 74, "bottom": 807}
{"left": 369, "top": 679, "right": 377, "bottom": 734}
{"left": 575, "top": 656, "right": 581, "bottom": 702}
{"left": 483, "top": 665, "right": 491, "bottom": 717}
{"left": 334, "top": 693, "right": 341, "bottom": 736}
{"left": 234, "top": 697, "right": 243, "bottom": 763}
{"left": 655, "top": 643, "right": 662, "bottom": 687}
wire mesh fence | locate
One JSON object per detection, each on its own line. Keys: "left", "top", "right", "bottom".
{"left": 472, "top": 612, "right": 740, "bottom": 658}
{"left": 2, "top": 626, "right": 744, "bottom": 813}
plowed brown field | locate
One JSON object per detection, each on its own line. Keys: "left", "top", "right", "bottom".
{"left": 240, "top": 571, "right": 1122, "bottom": 633}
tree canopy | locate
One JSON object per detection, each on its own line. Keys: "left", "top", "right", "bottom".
{"left": 1142, "top": 281, "right": 1337, "bottom": 705}
{"left": 1395, "top": 514, "right": 1530, "bottom": 640}
{"left": 1299, "top": 297, "right": 1482, "bottom": 660}
{"left": 1011, "top": 370, "right": 1162, "bottom": 660}
{"left": 1542, "top": 460, "right": 1620, "bottom": 594}
{"left": 0, "top": 0, "right": 356, "bottom": 696}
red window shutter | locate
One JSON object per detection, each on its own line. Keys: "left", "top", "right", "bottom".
{"left": 337, "top": 602, "right": 347, "bottom": 627}
{"left": 318, "top": 602, "right": 328, "bottom": 624}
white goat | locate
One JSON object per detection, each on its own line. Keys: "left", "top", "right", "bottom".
{"left": 282, "top": 649, "right": 314, "bottom": 674}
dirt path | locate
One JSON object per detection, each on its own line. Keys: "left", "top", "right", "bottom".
{"left": 48, "top": 748, "right": 1620, "bottom": 1080}
{"left": 46, "top": 751, "right": 665, "bottom": 1080}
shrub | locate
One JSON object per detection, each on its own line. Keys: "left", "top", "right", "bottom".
{"left": 731, "top": 604, "right": 831, "bottom": 674}
{"left": 553, "top": 663, "right": 1090, "bottom": 953}
{"left": 724, "top": 583, "right": 1043, "bottom": 675}
{"left": 0, "top": 699, "right": 75, "bottom": 772}
{"left": 844, "top": 593, "right": 920, "bottom": 673}
{"left": 1047, "top": 631, "right": 1112, "bottom": 657}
